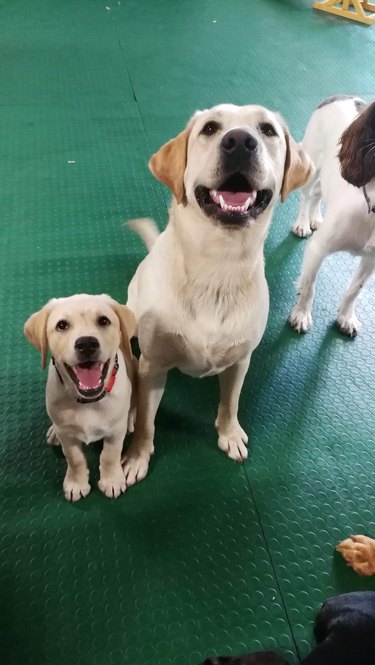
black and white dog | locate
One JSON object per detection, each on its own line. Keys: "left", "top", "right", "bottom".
{"left": 289, "top": 96, "right": 375, "bottom": 337}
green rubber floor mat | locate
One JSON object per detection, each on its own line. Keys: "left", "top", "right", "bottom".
{"left": 0, "top": 1, "right": 374, "bottom": 664}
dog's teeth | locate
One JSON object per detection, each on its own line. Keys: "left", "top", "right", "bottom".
{"left": 244, "top": 195, "right": 255, "bottom": 210}
{"left": 219, "top": 195, "right": 225, "bottom": 210}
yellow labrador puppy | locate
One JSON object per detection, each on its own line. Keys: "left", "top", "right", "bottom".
{"left": 24, "top": 294, "right": 136, "bottom": 501}
{"left": 123, "top": 104, "right": 312, "bottom": 485}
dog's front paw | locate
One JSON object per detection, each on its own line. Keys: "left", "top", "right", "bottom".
{"left": 122, "top": 451, "right": 150, "bottom": 486}
{"left": 46, "top": 425, "right": 61, "bottom": 446}
{"left": 63, "top": 471, "right": 91, "bottom": 502}
{"left": 98, "top": 467, "right": 126, "bottom": 499}
{"left": 216, "top": 421, "right": 248, "bottom": 462}
{"left": 292, "top": 219, "right": 312, "bottom": 238}
{"left": 336, "top": 535, "right": 375, "bottom": 576}
{"left": 336, "top": 312, "right": 359, "bottom": 337}
{"left": 289, "top": 307, "right": 312, "bottom": 333}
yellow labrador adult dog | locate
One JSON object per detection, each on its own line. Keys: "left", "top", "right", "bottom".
{"left": 24, "top": 294, "right": 136, "bottom": 501}
{"left": 122, "top": 104, "right": 312, "bottom": 485}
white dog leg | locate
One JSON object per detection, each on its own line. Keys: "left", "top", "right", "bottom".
{"left": 99, "top": 434, "right": 127, "bottom": 498}
{"left": 337, "top": 255, "right": 375, "bottom": 337}
{"left": 216, "top": 357, "right": 250, "bottom": 462}
{"left": 307, "top": 180, "right": 323, "bottom": 232}
{"left": 293, "top": 173, "right": 322, "bottom": 238}
{"left": 289, "top": 235, "right": 328, "bottom": 333}
{"left": 60, "top": 436, "right": 91, "bottom": 502}
{"left": 122, "top": 354, "right": 167, "bottom": 486}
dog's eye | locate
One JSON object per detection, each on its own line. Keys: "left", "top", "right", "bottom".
{"left": 97, "top": 316, "right": 111, "bottom": 327}
{"left": 200, "top": 121, "right": 221, "bottom": 137}
{"left": 259, "top": 122, "right": 277, "bottom": 137}
{"left": 56, "top": 320, "right": 69, "bottom": 331}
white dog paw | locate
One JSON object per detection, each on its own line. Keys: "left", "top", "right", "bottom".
{"left": 63, "top": 475, "right": 91, "bottom": 502}
{"left": 46, "top": 425, "right": 61, "bottom": 446}
{"left": 98, "top": 468, "right": 126, "bottom": 499}
{"left": 217, "top": 423, "right": 248, "bottom": 462}
{"left": 292, "top": 220, "right": 312, "bottom": 238}
{"left": 310, "top": 215, "right": 323, "bottom": 232}
{"left": 289, "top": 307, "right": 312, "bottom": 333}
{"left": 122, "top": 453, "right": 150, "bottom": 486}
{"left": 336, "top": 313, "right": 359, "bottom": 337}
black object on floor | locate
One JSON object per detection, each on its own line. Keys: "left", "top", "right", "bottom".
{"left": 302, "top": 591, "right": 375, "bottom": 664}
{"left": 202, "top": 592, "right": 375, "bottom": 665}
{"left": 202, "top": 654, "right": 289, "bottom": 665}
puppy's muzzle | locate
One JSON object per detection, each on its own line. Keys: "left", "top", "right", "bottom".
{"left": 74, "top": 336, "right": 100, "bottom": 360}
{"left": 65, "top": 336, "right": 109, "bottom": 397}
{"left": 220, "top": 128, "right": 258, "bottom": 171}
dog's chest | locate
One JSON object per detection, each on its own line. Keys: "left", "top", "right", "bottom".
{"left": 55, "top": 406, "right": 117, "bottom": 444}
{"left": 182, "top": 333, "right": 251, "bottom": 377}
{"left": 71, "top": 410, "right": 110, "bottom": 444}
{"left": 49, "top": 392, "right": 130, "bottom": 444}
{"left": 139, "top": 306, "right": 265, "bottom": 377}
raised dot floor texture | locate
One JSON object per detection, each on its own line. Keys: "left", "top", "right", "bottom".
{"left": 0, "top": 1, "right": 374, "bottom": 665}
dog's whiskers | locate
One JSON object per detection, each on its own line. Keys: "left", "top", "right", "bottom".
{"left": 364, "top": 145, "right": 375, "bottom": 162}
{"left": 360, "top": 140, "right": 375, "bottom": 150}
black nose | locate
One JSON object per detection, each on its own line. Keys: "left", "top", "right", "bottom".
{"left": 221, "top": 129, "right": 258, "bottom": 155}
{"left": 74, "top": 336, "right": 100, "bottom": 357}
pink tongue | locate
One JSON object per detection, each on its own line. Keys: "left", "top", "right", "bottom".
{"left": 74, "top": 363, "right": 102, "bottom": 389}
{"left": 219, "top": 191, "right": 252, "bottom": 206}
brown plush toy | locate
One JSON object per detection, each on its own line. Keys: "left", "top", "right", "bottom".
{"left": 336, "top": 535, "right": 375, "bottom": 576}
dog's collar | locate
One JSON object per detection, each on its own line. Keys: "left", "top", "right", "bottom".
{"left": 52, "top": 354, "right": 119, "bottom": 404}
{"left": 363, "top": 186, "right": 375, "bottom": 215}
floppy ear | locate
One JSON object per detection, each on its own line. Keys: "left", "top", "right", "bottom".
{"left": 148, "top": 128, "right": 190, "bottom": 204}
{"left": 111, "top": 303, "right": 136, "bottom": 364}
{"left": 24, "top": 305, "right": 51, "bottom": 369}
{"left": 280, "top": 127, "right": 313, "bottom": 202}
{"left": 339, "top": 102, "right": 375, "bottom": 187}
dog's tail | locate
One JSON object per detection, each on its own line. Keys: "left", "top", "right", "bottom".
{"left": 126, "top": 218, "right": 160, "bottom": 252}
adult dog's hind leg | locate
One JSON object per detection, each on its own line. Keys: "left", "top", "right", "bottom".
{"left": 122, "top": 354, "right": 167, "bottom": 486}
{"left": 292, "top": 171, "right": 322, "bottom": 238}
{"left": 307, "top": 179, "right": 323, "bottom": 232}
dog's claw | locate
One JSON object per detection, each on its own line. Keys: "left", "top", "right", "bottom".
{"left": 63, "top": 476, "right": 91, "bottom": 502}
{"left": 122, "top": 453, "right": 150, "bottom": 486}
{"left": 216, "top": 421, "right": 248, "bottom": 462}
{"left": 98, "top": 469, "right": 126, "bottom": 498}
{"left": 46, "top": 424, "right": 61, "bottom": 446}
{"left": 336, "top": 313, "right": 359, "bottom": 337}
{"left": 289, "top": 309, "right": 312, "bottom": 333}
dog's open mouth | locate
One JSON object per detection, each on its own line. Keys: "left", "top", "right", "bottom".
{"left": 195, "top": 173, "right": 273, "bottom": 225}
{"left": 65, "top": 360, "right": 110, "bottom": 398}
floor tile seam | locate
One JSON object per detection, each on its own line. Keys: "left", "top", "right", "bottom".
{"left": 111, "top": 25, "right": 169, "bottom": 213}
{"left": 242, "top": 464, "right": 301, "bottom": 662}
